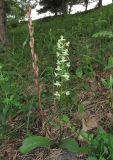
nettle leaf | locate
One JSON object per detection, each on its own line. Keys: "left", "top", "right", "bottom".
{"left": 76, "top": 67, "right": 83, "bottom": 78}
{"left": 19, "top": 136, "right": 52, "bottom": 154}
{"left": 60, "top": 138, "right": 79, "bottom": 153}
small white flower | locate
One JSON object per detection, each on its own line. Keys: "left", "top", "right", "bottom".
{"left": 66, "top": 42, "right": 70, "bottom": 47}
{"left": 60, "top": 57, "right": 67, "bottom": 63}
{"left": 65, "top": 91, "right": 70, "bottom": 95}
{"left": 63, "top": 50, "right": 68, "bottom": 56}
{"left": 66, "top": 62, "right": 70, "bottom": 67}
{"left": 54, "top": 81, "right": 61, "bottom": 86}
{"left": 60, "top": 35, "right": 65, "bottom": 41}
{"left": 56, "top": 60, "right": 61, "bottom": 65}
{"left": 62, "top": 73, "right": 70, "bottom": 80}
{"left": 57, "top": 43, "right": 62, "bottom": 49}
{"left": 55, "top": 72, "right": 58, "bottom": 77}
{"left": 54, "top": 91, "right": 60, "bottom": 97}
{"left": 56, "top": 52, "right": 60, "bottom": 57}
{"left": 56, "top": 66, "right": 62, "bottom": 71}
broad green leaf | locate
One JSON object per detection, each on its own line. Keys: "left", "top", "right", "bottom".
{"left": 19, "top": 136, "right": 52, "bottom": 154}
{"left": 60, "top": 138, "right": 79, "bottom": 153}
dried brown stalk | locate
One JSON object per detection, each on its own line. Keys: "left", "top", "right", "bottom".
{"left": 27, "top": 6, "right": 42, "bottom": 115}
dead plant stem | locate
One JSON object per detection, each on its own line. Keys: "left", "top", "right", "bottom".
{"left": 27, "top": 6, "right": 42, "bottom": 116}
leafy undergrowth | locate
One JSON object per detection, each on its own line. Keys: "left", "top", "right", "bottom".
{"left": 1, "top": 4, "right": 113, "bottom": 160}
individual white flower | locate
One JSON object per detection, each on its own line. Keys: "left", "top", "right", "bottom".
{"left": 54, "top": 91, "right": 60, "bottom": 97}
{"left": 55, "top": 72, "right": 58, "bottom": 77}
{"left": 66, "top": 62, "right": 70, "bottom": 67}
{"left": 60, "top": 57, "right": 67, "bottom": 63}
{"left": 65, "top": 91, "right": 70, "bottom": 96}
{"left": 60, "top": 35, "right": 65, "bottom": 41}
{"left": 62, "top": 73, "right": 70, "bottom": 80}
{"left": 56, "top": 52, "right": 60, "bottom": 57}
{"left": 56, "top": 66, "right": 62, "bottom": 71}
{"left": 57, "top": 43, "right": 62, "bottom": 49}
{"left": 56, "top": 60, "right": 61, "bottom": 65}
{"left": 63, "top": 50, "right": 69, "bottom": 56}
{"left": 54, "top": 81, "right": 61, "bottom": 86}
{"left": 66, "top": 42, "right": 70, "bottom": 47}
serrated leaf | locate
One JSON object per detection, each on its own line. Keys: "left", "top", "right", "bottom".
{"left": 19, "top": 136, "right": 52, "bottom": 154}
{"left": 60, "top": 138, "right": 79, "bottom": 153}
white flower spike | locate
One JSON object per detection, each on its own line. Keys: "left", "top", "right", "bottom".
{"left": 54, "top": 36, "right": 70, "bottom": 100}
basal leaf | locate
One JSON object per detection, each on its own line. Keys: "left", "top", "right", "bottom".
{"left": 59, "top": 138, "right": 79, "bottom": 153}
{"left": 19, "top": 136, "right": 52, "bottom": 154}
